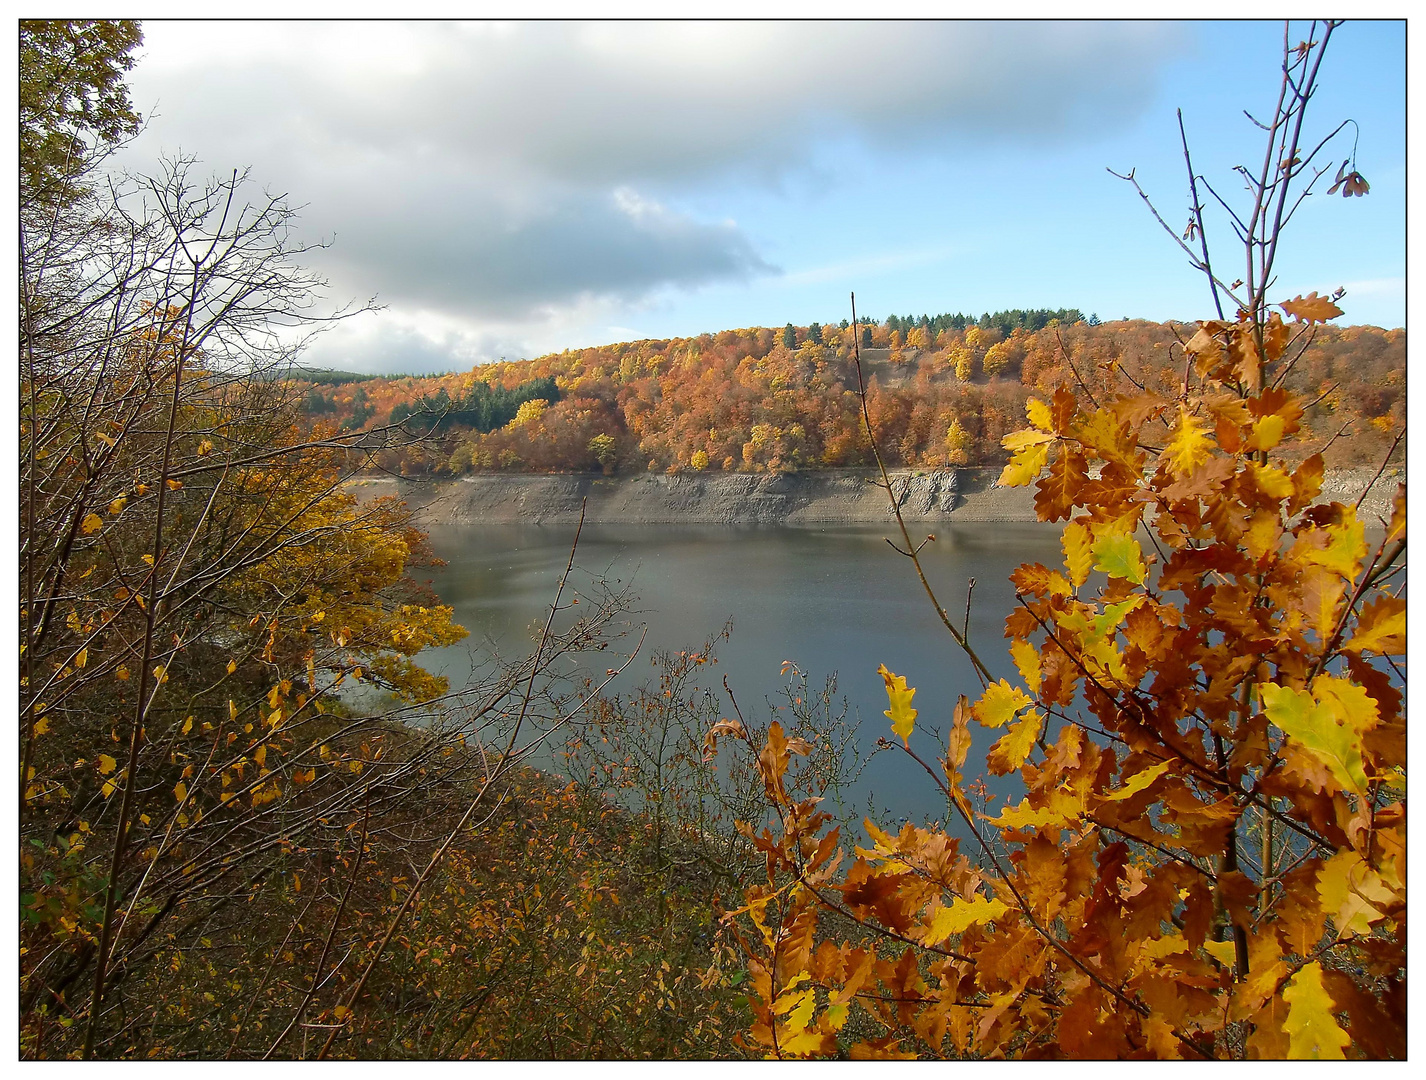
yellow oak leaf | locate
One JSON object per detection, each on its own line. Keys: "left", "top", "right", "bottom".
{"left": 1343, "top": 595, "right": 1405, "bottom": 655}
{"left": 1301, "top": 518, "right": 1367, "bottom": 580}
{"left": 97, "top": 754, "right": 117, "bottom": 775}
{"left": 1025, "top": 397, "right": 1054, "bottom": 432}
{"left": 1061, "top": 521, "right": 1094, "bottom": 589}
{"left": 1162, "top": 406, "right": 1214, "bottom": 479}
{"left": 1002, "top": 428, "right": 1056, "bottom": 452}
{"left": 1009, "top": 639, "right": 1041, "bottom": 696}
{"left": 1100, "top": 759, "right": 1175, "bottom": 802}
{"left": 1202, "top": 939, "right": 1237, "bottom": 968}
{"left": 986, "top": 710, "right": 1042, "bottom": 774}
{"left": 924, "top": 896, "right": 1010, "bottom": 944}
{"left": 1316, "top": 849, "right": 1398, "bottom": 939}
{"left": 81, "top": 513, "right": 103, "bottom": 535}
{"left": 998, "top": 441, "right": 1050, "bottom": 487}
{"left": 1298, "top": 565, "right": 1345, "bottom": 644}
{"left": 1281, "top": 962, "right": 1350, "bottom": 1059}
{"left": 973, "top": 680, "right": 1033, "bottom": 728}
{"left": 1246, "top": 461, "right": 1294, "bottom": 501}
{"left": 984, "top": 789, "right": 1083, "bottom": 831}
{"left": 1247, "top": 413, "right": 1286, "bottom": 452}
{"left": 878, "top": 664, "right": 917, "bottom": 745}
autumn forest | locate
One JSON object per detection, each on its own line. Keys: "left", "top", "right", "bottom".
{"left": 297, "top": 316, "right": 1403, "bottom": 479}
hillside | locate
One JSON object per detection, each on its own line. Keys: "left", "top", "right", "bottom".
{"left": 294, "top": 317, "right": 1405, "bottom": 477}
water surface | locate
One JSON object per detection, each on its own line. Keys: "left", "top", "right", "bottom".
{"left": 417, "top": 521, "right": 1065, "bottom": 826}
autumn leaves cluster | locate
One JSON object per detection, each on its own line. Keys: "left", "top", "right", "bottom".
{"left": 720, "top": 297, "right": 1404, "bottom": 1059}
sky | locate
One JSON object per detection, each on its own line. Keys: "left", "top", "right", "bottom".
{"left": 109, "top": 17, "right": 1407, "bottom": 375}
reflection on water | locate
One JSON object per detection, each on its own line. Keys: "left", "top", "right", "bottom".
{"left": 415, "top": 522, "right": 1065, "bottom": 827}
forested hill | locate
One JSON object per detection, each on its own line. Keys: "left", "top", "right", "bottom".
{"left": 295, "top": 317, "right": 1404, "bottom": 478}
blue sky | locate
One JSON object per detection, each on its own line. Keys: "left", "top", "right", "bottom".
{"left": 113, "top": 18, "right": 1406, "bottom": 374}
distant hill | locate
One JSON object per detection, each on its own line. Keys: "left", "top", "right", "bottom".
{"left": 289, "top": 318, "right": 1404, "bottom": 478}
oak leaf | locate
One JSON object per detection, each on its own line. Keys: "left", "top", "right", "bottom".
{"left": 1100, "top": 759, "right": 1174, "bottom": 802}
{"left": 924, "top": 895, "right": 1009, "bottom": 944}
{"left": 1025, "top": 397, "right": 1053, "bottom": 432}
{"left": 998, "top": 441, "right": 1050, "bottom": 487}
{"left": 973, "top": 680, "right": 1033, "bottom": 728}
{"left": 1061, "top": 520, "right": 1094, "bottom": 588}
{"left": 1281, "top": 292, "right": 1344, "bottom": 324}
{"left": 1258, "top": 676, "right": 1375, "bottom": 795}
{"left": 1008, "top": 640, "right": 1041, "bottom": 696}
{"left": 1342, "top": 595, "right": 1405, "bottom": 655}
{"left": 1091, "top": 532, "right": 1146, "bottom": 585}
{"left": 1316, "top": 849, "right": 1397, "bottom": 939}
{"left": 986, "top": 710, "right": 1042, "bottom": 774}
{"left": 1281, "top": 962, "right": 1350, "bottom": 1059}
{"left": 878, "top": 664, "right": 917, "bottom": 746}
{"left": 1162, "top": 406, "right": 1214, "bottom": 479}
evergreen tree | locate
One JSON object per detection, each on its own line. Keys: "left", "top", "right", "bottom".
{"left": 807, "top": 322, "right": 823, "bottom": 345}
{"left": 782, "top": 323, "right": 797, "bottom": 349}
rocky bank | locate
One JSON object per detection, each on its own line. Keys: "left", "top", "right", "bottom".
{"left": 345, "top": 465, "right": 1400, "bottom": 528}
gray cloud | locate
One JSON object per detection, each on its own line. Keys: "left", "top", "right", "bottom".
{"left": 118, "top": 20, "right": 1182, "bottom": 360}
{"left": 311, "top": 180, "right": 772, "bottom": 318}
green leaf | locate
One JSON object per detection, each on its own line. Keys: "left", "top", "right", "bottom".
{"left": 1258, "top": 677, "right": 1375, "bottom": 794}
{"left": 1091, "top": 532, "right": 1145, "bottom": 584}
{"left": 1281, "top": 961, "right": 1350, "bottom": 1059}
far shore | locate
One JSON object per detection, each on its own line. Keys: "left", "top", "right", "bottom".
{"left": 343, "top": 465, "right": 1401, "bottom": 529}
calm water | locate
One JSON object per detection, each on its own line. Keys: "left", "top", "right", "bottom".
{"left": 417, "top": 521, "right": 1065, "bottom": 826}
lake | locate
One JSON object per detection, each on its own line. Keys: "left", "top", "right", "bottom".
{"left": 417, "top": 521, "right": 1066, "bottom": 828}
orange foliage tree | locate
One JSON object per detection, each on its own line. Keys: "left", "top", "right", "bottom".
{"left": 717, "top": 21, "right": 1403, "bottom": 1059}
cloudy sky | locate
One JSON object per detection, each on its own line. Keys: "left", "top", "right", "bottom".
{"left": 112, "top": 17, "right": 1406, "bottom": 374}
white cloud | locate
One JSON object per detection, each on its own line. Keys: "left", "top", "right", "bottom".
{"left": 116, "top": 19, "right": 1182, "bottom": 367}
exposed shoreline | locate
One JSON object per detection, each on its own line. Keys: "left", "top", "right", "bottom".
{"left": 346, "top": 465, "right": 1400, "bottom": 528}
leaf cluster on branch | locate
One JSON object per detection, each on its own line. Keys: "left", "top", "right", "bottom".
{"left": 720, "top": 21, "right": 1403, "bottom": 1060}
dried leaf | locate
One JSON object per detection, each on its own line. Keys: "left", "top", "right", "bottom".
{"left": 1281, "top": 292, "right": 1344, "bottom": 324}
